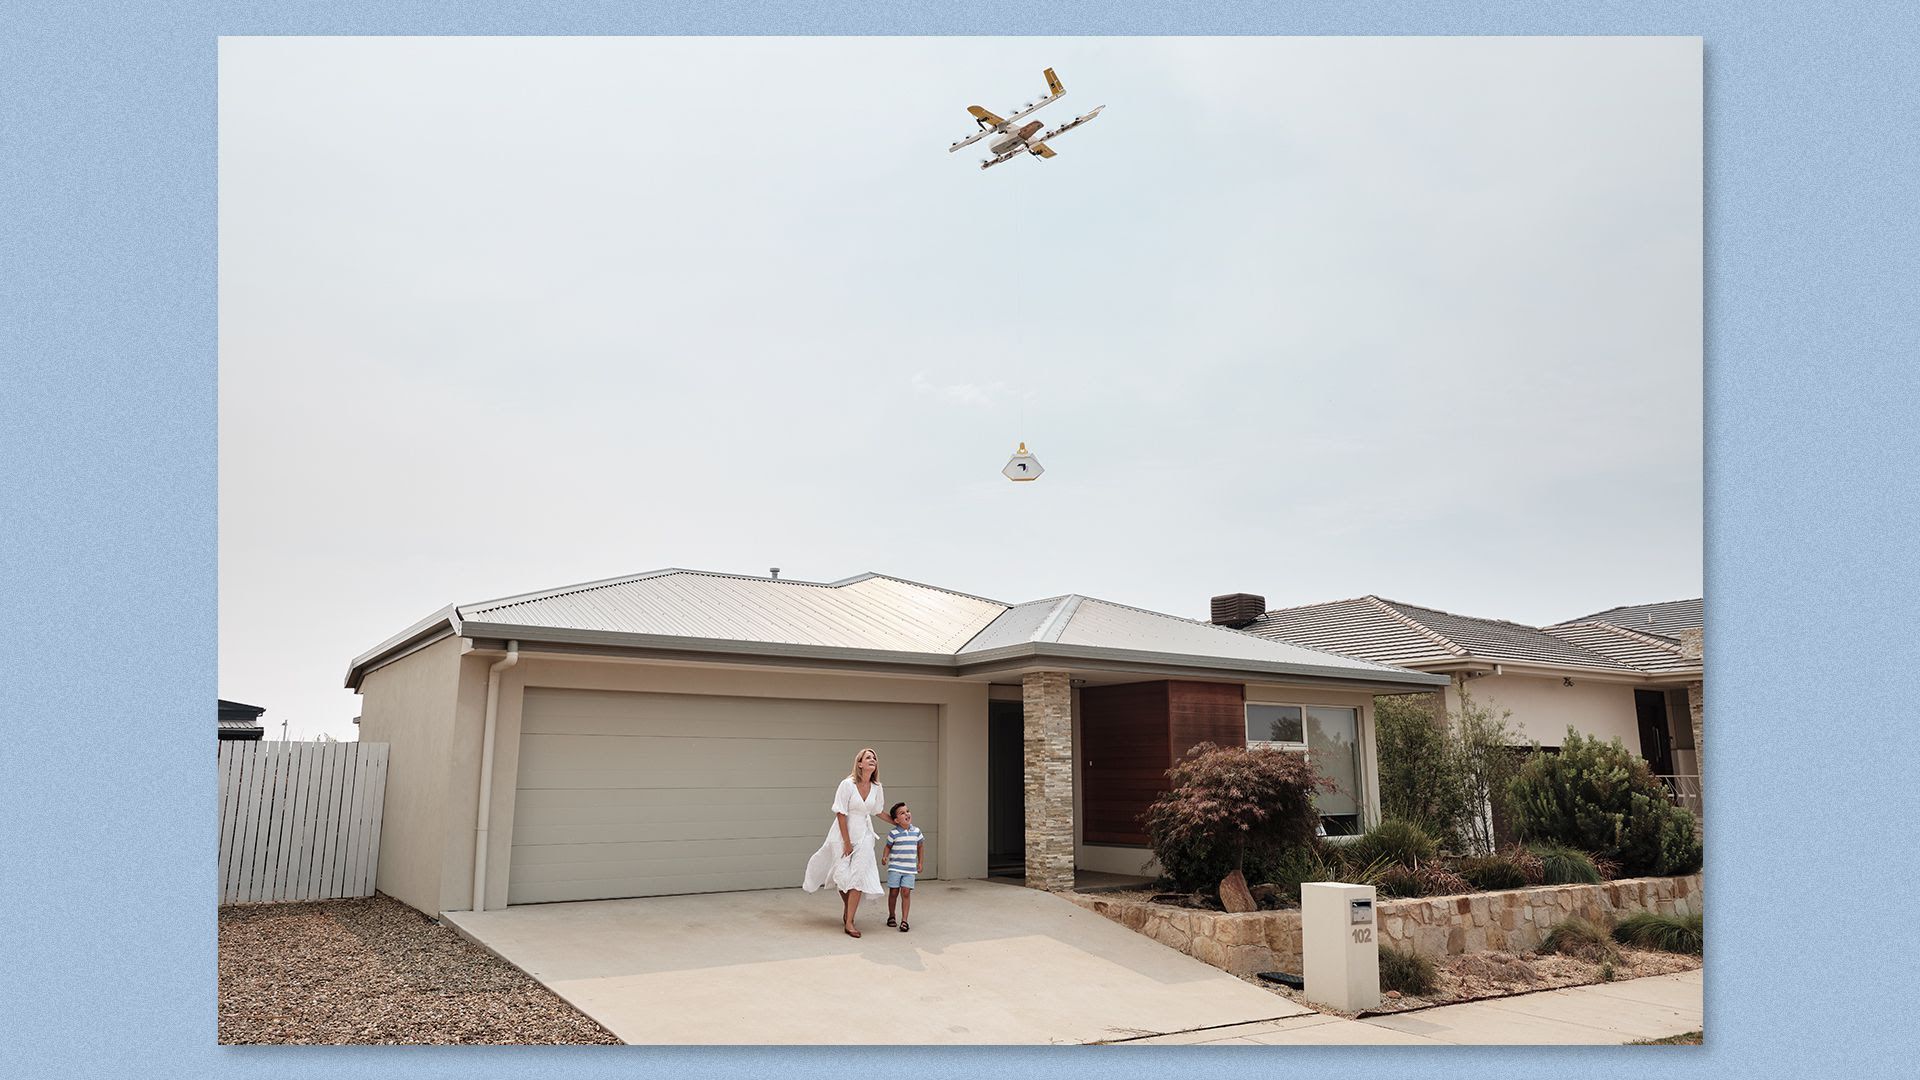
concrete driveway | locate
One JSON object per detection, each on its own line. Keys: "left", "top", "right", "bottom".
{"left": 443, "top": 879, "right": 1310, "bottom": 1044}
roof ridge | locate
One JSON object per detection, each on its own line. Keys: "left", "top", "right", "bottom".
{"left": 1080, "top": 595, "right": 1416, "bottom": 674}
{"left": 1365, "top": 596, "right": 1470, "bottom": 657}
{"left": 1549, "top": 597, "right": 1703, "bottom": 627}
{"left": 1566, "top": 620, "right": 1688, "bottom": 653}
{"left": 1252, "top": 595, "right": 1377, "bottom": 618}
{"left": 845, "top": 571, "right": 1010, "bottom": 607}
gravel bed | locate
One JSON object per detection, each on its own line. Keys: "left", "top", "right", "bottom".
{"left": 1245, "top": 946, "right": 1700, "bottom": 1017}
{"left": 218, "top": 894, "right": 620, "bottom": 1044}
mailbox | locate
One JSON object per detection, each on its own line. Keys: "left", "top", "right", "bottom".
{"left": 1301, "top": 882, "right": 1381, "bottom": 1012}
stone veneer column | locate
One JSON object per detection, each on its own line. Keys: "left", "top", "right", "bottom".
{"left": 1022, "top": 670, "right": 1075, "bottom": 891}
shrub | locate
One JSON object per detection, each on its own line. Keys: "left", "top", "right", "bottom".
{"left": 1455, "top": 847, "right": 1542, "bottom": 892}
{"left": 1507, "top": 729, "right": 1704, "bottom": 877}
{"left": 1539, "top": 916, "right": 1618, "bottom": 963}
{"left": 1379, "top": 945, "right": 1438, "bottom": 997}
{"left": 1529, "top": 842, "right": 1603, "bottom": 885}
{"left": 1343, "top": 819, "right": 1440, "bottom": 869}
{"left": 1264, "top": 842, "right": 1397, "bottom": 902}
{"left": 1142, "top": 743, "right": 1326, "bottom": 892}
{"left": 1413, "top": 863, "right": 1473, "bottom": 897}
{"left": 1613, "top": 911, "right": 1703, "bottom": 955}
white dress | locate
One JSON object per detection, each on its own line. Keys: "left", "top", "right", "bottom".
{"left": 801, "top": 777, "right": 886, "bottom": 898}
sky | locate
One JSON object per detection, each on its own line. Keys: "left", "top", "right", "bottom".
{"left": 219, "top": 36, "right": 1702, "bottom": 742}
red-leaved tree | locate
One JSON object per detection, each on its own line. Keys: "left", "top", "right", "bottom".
{"left": 1142, "top": 743, "right": 1328, "bottom": 892}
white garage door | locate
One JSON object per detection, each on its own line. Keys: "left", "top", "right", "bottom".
{"left": 509, "top": 688, "right": 939, "bottom": 905}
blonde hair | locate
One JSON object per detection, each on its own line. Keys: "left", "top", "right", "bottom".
{"left": 848, "top": 747, "right": 880, "bottom": 783}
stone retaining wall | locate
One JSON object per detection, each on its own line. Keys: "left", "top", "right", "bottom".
{"left": 1069, "top": 873, "right": 1701, "bottom": 977}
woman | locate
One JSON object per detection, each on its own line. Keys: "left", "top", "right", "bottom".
{"left": 801, "top": 747, "right": 889, "bottom": 937}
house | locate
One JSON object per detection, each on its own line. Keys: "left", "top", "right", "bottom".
{"left": 1217, "top": 593, "right": 1703, "bottom": 804}
{"left": 346, "top": 569, "right": 1446, "bottom": 916}
{"left": 217, "top": 699, "right": 267, "bottom": 742}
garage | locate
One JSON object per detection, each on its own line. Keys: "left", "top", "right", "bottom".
{"left": 507, "top": 687, "right": 939, "bottom": 905}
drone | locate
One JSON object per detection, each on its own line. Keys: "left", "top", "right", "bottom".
{"left": 948, "top": 68, "right": 1106, "bottom": 171}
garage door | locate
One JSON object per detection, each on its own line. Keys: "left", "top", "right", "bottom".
{"left": 509, "top": 688, "right": 939, "bottom": 905}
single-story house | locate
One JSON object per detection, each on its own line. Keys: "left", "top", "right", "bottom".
{"left": 217, "top": 699, "right": 267, "bottom": 742}
{"left": 1219, "top": 594, "right": 1704, "bottom": 790}
{"left": 346, "top": 569, "right": 1446, "bottom": 915}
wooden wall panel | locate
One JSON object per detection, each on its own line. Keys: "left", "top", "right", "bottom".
{"left": 1168, "top": 681, "right": 1248, "bottom": 762}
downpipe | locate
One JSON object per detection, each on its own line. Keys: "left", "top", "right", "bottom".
{"left": 473, "top": 640, "right": 519, "bottom": 912}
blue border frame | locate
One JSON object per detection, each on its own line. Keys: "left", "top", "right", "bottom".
{"left": 5, "top": 2, "right": 1917, "bottom": 1077}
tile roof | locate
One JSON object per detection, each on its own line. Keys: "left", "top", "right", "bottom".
{"left": 1245, "top": 595, "right": 1701, "bottom": 678}
{"left": 1553, "top": 598, "right": 1703, "bottom": 636}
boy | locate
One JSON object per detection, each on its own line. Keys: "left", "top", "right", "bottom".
{"left": 883, "top": 802, "right": 924, "bottom": 932}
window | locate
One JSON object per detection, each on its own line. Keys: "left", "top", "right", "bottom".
{"left": 1245, "top": 704, "right": 1305, "bottom": 747}
{"left": 1244, "top": 702, "right": 1366, "bottom": 835}
{"left": 1307, "top": 706, "right": 1362, "bottom": 836}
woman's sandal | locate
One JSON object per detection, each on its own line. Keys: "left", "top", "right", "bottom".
{"left": 844, "top": 926, "right": 861, "bottom": 938}
{"left": 886, "top": 915, "right": 896, "bottom": 927}
{"left": 899, "top": 921, "right": 909, "bottom": 933}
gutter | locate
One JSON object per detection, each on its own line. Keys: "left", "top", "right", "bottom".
{"left": 472, "top": 640, "right": 518, "bottom": 913}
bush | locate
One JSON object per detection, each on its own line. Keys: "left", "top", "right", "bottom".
{"left": 1539, "top": 916, "right": 1618, "bottom": 963}
{"left": 1613, "top": 911, "right": 1703, "bottom": 955}
{"left": 1379, "top": 861, "right": 1474, "bottom": 898}
{"left": 1374, "top": 687, "right": 1522, "bottom": 852}
{"left": 1455, "top": 847, "right": 1543, "bottom": 892}
{"left": 1530, "top": 842, "right": 1603, "bottom": 885}
{"left": 1343, "top": 819, "right": 1440, "bottom": 869}
{"left": 1379, "top": 945, "right": 1437, "bottom": 997}
{"left": 1263, "top": 841, "right": 1398, "bottom": 902}
{"left": 1143, "top": 743, "right": 1326, "bottom": 891}
{"left": 1507, "top": 729, "right": 1704, "bottom": 877}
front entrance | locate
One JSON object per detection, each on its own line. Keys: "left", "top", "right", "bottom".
{"left": 1634, "top": 688, "right": 1675, "bottom": 776}
{"left": 987, "top": 700, "right": 1025, "bottom": 877}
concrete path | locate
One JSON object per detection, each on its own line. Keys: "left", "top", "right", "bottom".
{"left": 444, "top": 879, "right": 1311, "bottom": 1044}
{"left": 1127, "top": 969, "right": 1703, "bottom": 1045}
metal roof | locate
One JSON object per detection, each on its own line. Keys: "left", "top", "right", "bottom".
{"left": 349, "top": 569, "right": 1444, "bottom": 690}
{"left": 1245, "top": 595, "right": 1701, "bottom": 679}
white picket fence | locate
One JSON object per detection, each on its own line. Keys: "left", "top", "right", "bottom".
{"left": 218, "top": 740, "right": 389, "bottom": 905}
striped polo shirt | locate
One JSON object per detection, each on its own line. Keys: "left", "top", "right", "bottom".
{"left": 885, "top": 825, "right": 924, "bottom": 873}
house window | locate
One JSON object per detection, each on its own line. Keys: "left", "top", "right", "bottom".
{"left": 1245, "top": 704, "right": 1305, "bottom": 748}
{"left": 1245, "top": 702, "right": 1364, "bottom": 836}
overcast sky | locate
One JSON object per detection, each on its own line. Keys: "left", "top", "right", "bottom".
{"left": 219, "top": 36, "right": 1701, "bottom": 741}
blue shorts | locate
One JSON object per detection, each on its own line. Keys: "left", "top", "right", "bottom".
{"left": 887, "top": 870, "right": 917, "bottom": 890}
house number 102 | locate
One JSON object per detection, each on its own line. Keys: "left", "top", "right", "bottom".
{"left": 1352, "top": 928, "right": 1373, "bottom": 943}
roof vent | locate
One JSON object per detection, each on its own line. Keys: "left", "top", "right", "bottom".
{"left": 770, "top": 568, "right": 780, "bottom": 579}
{"left": 1211, "top": 593, "right": 1266, "bottom": 628}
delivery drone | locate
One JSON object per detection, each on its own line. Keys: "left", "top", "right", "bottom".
{"left": 948, "top": 68, "right": 1105, "bottom": 170}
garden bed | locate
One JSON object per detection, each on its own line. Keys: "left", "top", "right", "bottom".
{"left": 1069, "top": 872, "right": 1701, "bottom": 976}
{"left": 1255, "top": 946, "right": 1700, "bottom": 1017}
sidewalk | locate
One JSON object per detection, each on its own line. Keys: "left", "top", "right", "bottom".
{"left": 1124, "top": 969, "right": 1702, "bottom": 1045}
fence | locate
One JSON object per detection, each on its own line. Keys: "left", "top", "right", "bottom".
{"left": 218, "top": 740, "right": 389, "bottom": 905}
{"left": 1656, "top": 773, "right": 1704, "bottom": 822}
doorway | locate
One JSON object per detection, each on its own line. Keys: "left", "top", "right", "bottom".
{"left": 987, "top": 700, "right": 1025, "bottom": 877}
{"left": 1634, "top": 688, "right": 1675, "bottom": 775}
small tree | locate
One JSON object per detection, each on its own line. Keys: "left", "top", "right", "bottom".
{"left": 1373, "top": 682, "right": 1519, "bottom": 853}
{"left": 1142, "top": 743, "right": 1326, "bottom": 892}
{"left": 1374, "top": 693, "right": 1471, "bottom": 840}
{"left": 1454, "top": 681, "right": 1521, "bottom": 854}
{"left": 1507, "top": 728, "right": 1702, "bottom": 877}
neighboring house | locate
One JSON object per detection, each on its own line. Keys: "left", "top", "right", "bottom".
{"left": 346, "top": 569, "right": 1445, "bottom": 916}
{"left": 1218, "top": 593, "right": 1704, "bottom": 804}
{"left": 217, "top": 699, "right": 267, "bottom": 742}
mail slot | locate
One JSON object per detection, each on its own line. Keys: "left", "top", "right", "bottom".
{"left": 1350, "top": 898, "right": 1374, "bottom": 925}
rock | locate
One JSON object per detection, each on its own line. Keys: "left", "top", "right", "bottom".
{"left": 1219, "top": 870, "right": 1259, "bottom": 914}
{"left": 1385, "top": 990, "right": 1401, "bottom": 999}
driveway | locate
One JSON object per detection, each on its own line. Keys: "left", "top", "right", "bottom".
{"left": 443, "top": 879, "right": 1310, "bottom": 1044}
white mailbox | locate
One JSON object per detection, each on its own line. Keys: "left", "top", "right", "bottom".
{"left": 1301, "top": 882, "right": 1380, "bottom": 1012}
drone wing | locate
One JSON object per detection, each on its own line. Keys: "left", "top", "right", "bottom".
{"left": 948, "top": 68, "right": 1069, "bottom": 153}
{"left": 1031, "top": 143, "right": 1056, "bottom": 159}
{"left": 1034, "top": 104, "right": 1105, "bottom": 147}
{"left": 978, "top": 146, "right": 1026, "bottom": 170}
